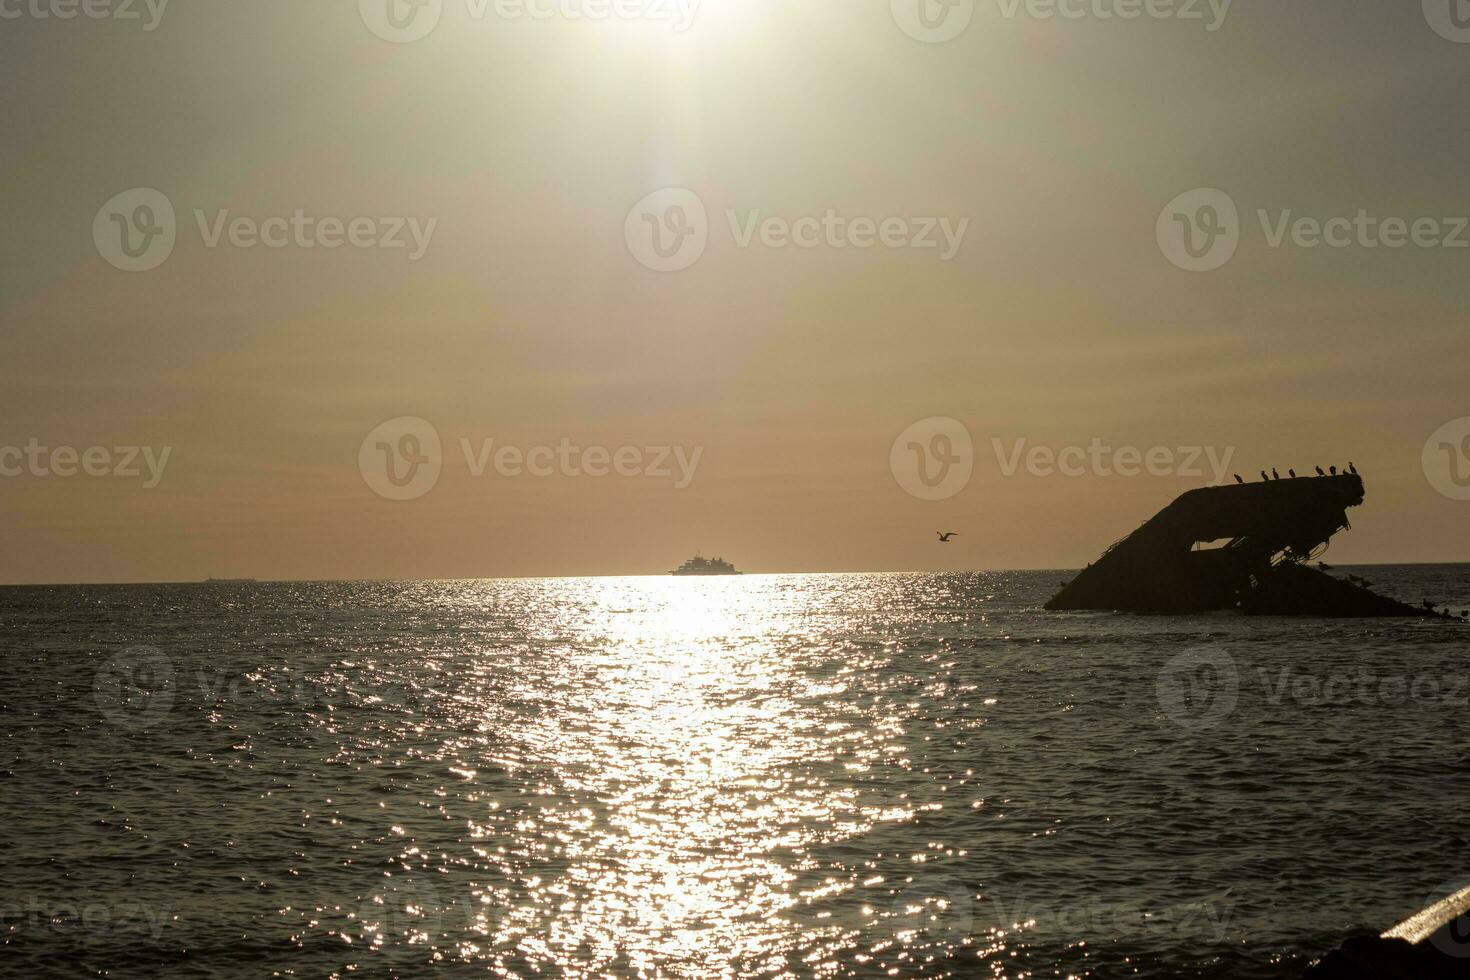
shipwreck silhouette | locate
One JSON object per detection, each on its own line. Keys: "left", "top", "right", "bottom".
{"left": 1046, "top": 474, "right": 1450, "bottom": 617}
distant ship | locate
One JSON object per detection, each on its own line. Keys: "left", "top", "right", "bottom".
{"left": 670, "top": 554, "right": 742, "bottom": 576}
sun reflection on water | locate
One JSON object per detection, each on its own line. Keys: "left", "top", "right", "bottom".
{"left": 247, "top": 573, "right": 1010, "bottom": 977}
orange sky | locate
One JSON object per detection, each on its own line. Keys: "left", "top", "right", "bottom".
{"left": 2, "top": 1, "right": 1468, "bottom": 583}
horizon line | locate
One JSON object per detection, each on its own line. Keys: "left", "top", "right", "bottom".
{"left": 3, "top": 559, "right": 1469, "bottom": 589}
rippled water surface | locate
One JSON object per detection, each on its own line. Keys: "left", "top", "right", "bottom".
{"left": 4, "top": 568, "right": 1470, "bottom": 978}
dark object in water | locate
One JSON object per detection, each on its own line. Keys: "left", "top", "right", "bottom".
{"left": 670, "top": 554, "right": 742, "bottom": 576}
{"left": 1304, "top": 883, "right": 1470, "bottom": 978}
{"left": 1046, "top": 474, "right": 1441, "bottom": 617}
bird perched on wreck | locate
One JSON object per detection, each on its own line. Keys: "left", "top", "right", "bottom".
{"left": 1234, "top": 474, "right": 1244, "bottom": 484}
{"left": 1349, "top": 462, "right": 1358, "bottom": 475}
{"left": 1330, "top": 466, "right": 1338, "bottom": 476}
{"left": 1260, "top": 471, "right": 1269, "bottom": 481}
{"left": 1272, "top": 468, "right": 1281, "bottom": 480}
{"left": 1315, "top": 466, "right": 1326, "bottom": 476}
{"left": 1289, "top": 469, "right": 1297, "bottom": 478}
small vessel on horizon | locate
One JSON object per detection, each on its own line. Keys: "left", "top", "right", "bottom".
{"left": 670, "top": 554, "right": 742, "bottom": 576}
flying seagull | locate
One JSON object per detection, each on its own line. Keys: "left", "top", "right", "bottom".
{"left": 936, "top": 531, "right": 958, "bottom": 543}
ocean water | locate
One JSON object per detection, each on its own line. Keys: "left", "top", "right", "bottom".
{"left": 3, "top": 567, "right": 1469, "bottom": 979}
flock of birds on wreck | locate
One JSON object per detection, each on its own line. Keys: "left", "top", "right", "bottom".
{"left": 1220, "top": 459, "right": 1465, "bottom": 621}
{"left": 1232, "top": 462, "right": 1359, "bottom": 484}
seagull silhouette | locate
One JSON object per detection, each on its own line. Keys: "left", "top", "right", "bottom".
{"left": 1289, "top": 469, "right": 1297, "bottom": 478}
{"left": 1315, "top": 466, "right": 1325, "bottom": 477}
{"left": 1272, "top": 468, "right": 1280, "bottom": 480}
{"left": 1330, "top": 466, "right": 1338, "bottom": 476}
{"left": 1234, "top": 474, "right": 1244, "bottom": 484}
{"left": 936, "top": 532, "right": 958, "bottom": 543}
{"left": 1349, "top": 461, "right": 1358, "bottom": 475}
{"left": 1260, "top": 471, "right": 1269, "bottom": 481}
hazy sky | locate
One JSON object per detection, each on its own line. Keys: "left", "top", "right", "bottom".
{"left": 2, "top": 0, "right": 1468, "bottom": 583}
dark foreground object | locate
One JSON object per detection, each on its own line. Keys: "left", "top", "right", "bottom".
{"left": 1305, "top": 885, "right": 1470, "bottom": 978}
{"left": 1047, "top": 475, "right": 1446, "bottom": 617}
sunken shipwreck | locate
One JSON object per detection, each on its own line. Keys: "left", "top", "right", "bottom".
{"left": 1046, "top": 471, "right": 1461, "bottom": 619}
